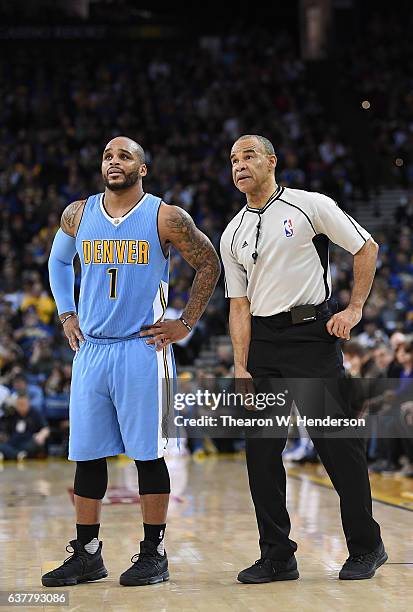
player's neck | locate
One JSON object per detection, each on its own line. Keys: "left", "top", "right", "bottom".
{"left": 104, "top": 185, "right": 145, "bottom": 215}
{"left": 246, "top": 180, "right": 279, "bottom": 209}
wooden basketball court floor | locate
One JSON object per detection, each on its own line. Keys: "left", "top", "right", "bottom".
{"left": 0, "top": 454, "right": 412, "bottom": 612}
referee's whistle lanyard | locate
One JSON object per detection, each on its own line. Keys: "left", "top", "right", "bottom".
{"left": 252, "top": 213, "right": 262, "bottom": 265}
{"left": 249, "top": 187, "right": 279, "bottom": 265}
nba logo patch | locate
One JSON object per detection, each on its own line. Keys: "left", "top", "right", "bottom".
{"left": 283, "top": 219, "right": 294, "bottom": 237}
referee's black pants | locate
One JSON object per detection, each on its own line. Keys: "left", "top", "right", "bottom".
{"left": 246, "top": 309, "right": 382, "bottom": 561}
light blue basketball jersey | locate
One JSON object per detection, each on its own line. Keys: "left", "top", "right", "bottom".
{"left": 75, "top": 192, "right": 169, "bottom": 339}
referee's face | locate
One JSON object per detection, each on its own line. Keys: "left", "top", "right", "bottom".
{"left": 230, "top": 137, "right": 275, "bottom": 194}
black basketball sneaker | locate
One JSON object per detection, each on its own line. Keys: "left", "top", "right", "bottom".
{"left": 237, "top": 555, "right": 299, "bottom": 583}
{"left": 339, "top": 541, "right": 388, "bottom": 580}
{"left": 41, "top": 540, "right": 108, "bottom": 587}
{"left": 119, "top": 540, "right": 169, "bottom": 586}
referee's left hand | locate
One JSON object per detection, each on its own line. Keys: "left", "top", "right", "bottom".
{"left": 326, "top": 305, "right": 362, "bottom": 340}
{"left": 139, "top": 319, "right": 190, "bottom": 350}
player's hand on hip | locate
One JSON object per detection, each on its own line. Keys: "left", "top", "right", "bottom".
{"left": 325, "top": 305, "right": 362, "bottom": 340}
{"left": 139, "top": 319, "right": 189, "bottom": 351}
{"left": 62, "top": 315, "right": 85, "bottom": 352}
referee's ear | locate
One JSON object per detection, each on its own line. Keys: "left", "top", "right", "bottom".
{"left": 268, "top": 154, "right": 277, "bottom": 173}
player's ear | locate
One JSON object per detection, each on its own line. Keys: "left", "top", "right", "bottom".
{"left": 140, "top": 164, "right": 148, "bottom": 177}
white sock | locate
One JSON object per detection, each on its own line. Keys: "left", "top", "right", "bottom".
{"left": 84, "top": 538, "right": 99, "bottom": 554}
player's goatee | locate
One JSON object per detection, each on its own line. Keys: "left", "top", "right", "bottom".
{"left": 103, "top": 170, "right": 140, "bottom": 191}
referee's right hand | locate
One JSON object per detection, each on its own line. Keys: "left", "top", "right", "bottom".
{"left": 234, "top": 365, "right": 256, "bottom": 411}
{"left": 60, "top": 313, "right": 85, "bottom": 352}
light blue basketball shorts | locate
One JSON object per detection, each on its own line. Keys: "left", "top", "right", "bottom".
{"left": 68, "top": 335, "right": 175, "bottom": 461}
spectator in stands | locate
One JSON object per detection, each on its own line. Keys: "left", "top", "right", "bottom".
{"left": 20, "top": 281, "right": 55, "bottom": 324}
{"left": 13, "top": 311, "right": 53, "bottom": 357}
{"left": 357, "top": 321, "right": 388, "bottom": 350}
{"left": 9, "top": 371, "right": 44, "bottom": 414}
{"left": 41, "top": 363, "right": 71, "bottom": 457}
{"left": 28, "top": 338, "right": 54, "bottom": 379}
{"left": 343, "top": 341, "right": 379, "bottom": 378}
{"left": 369, "top": 339, "right": 413, "bottom": 473}
{"left": 372, "top": 344, "right": 394, "bottom": 376}
{"left": 387, "top": 332, "right": 405, "bottom": 377}
{"left": 0, "top": 394, "right": 49, "bottom": 460}
{"left": 45, "top": 364, "right": 71, "bottom": 395}
{"left": 398, "top": 401, "right": 413, "bottom": 477}
{"left": 0, "top": 332, "right": 23, "bottom": 375}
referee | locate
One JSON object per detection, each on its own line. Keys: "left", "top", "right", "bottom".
{"left": 220, "top": 134, "right": 387, "bottom": 583}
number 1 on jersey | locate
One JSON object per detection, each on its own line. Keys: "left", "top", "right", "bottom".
{"left": 107, "top": 267, "right": 118, "bottom": 299}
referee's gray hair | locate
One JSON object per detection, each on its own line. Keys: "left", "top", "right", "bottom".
{"left": 236, "top": 134, "right": 275, "bottom": 156}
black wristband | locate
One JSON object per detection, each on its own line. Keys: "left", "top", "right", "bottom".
{"left": 60, "top": 313, "right": 76, "bottom": 325}
{"left": 179, "top": 316, "right": 192, "bottom": 332}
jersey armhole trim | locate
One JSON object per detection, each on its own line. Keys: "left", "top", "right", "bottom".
{"left": 312, "top": 233, "right": 331, "bottom": 302}
{"left": 157, "top": 201, "right": 169, "bottom": 260}
{"left": 341, "top": 209, "right": 368, "bottom": 243}
{"left": 75, "top": 197, "right": 88, "bottom": 239}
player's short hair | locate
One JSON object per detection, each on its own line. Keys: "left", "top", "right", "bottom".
{"left": 125, "top": 139, "right": 145, "bottom": 164}
{"left": 236, "top": 134, "right": 275, "bottom": 156}
{"left": 106, "top": 136, "right": 146, "bottom": 164}
{"left": 134, "top": 142, "right": 146, "bottom": 164}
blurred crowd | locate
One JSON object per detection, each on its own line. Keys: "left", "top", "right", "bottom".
{"left": 0, "top": 29, "right": 412, "bottom": 472}
{"left": 281, "top": 332, "right": 413, "bottom": 478}
{"left": 339, "top": 14, "right": 413, "bottom": 188}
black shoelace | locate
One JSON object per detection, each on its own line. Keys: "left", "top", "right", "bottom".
{"left": 254, "top": 558, "right": 273, "bottom": 567}
{"left": 131, "top": 551, "right": 159, "bottom": 570}
{"left": 62, "top": 543, "right": 91, "bottom": 569}
{"left": 254, "top": 558, "right": 278, "bottom": 574}
{"left": 347, "top": 551, "right": 377, "bottom": 565}
{"left": 63, "top": 544, "right": 79, "bottom": 565}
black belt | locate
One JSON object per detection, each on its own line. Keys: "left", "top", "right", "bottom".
{"left": 253, "top": 301, "right": 331, "bottom": 327}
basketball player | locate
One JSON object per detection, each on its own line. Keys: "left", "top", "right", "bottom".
{"left": 43, "top": 136, "right": 220, "bottom": 587}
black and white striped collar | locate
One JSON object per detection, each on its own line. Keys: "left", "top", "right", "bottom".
{"left": 245, "top": 185, "right": 284, "bottom": 214}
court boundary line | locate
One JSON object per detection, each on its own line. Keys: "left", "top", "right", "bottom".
{"left": 287, "top": 468, "right": 413, "bottom": 513}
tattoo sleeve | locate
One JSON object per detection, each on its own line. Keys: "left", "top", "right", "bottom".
{"left": 164, "top": 206, "right": 221, "bottom": 326}
{"left": 61, "top": 200, "right": 85, "bottom": 237}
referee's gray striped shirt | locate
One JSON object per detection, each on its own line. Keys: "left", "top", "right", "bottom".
{"left": 220, "top": 186, "right": 371, "bottom": 317}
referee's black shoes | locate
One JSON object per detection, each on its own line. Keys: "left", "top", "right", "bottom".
{"left": 339, "top": 541, "right": 388, "bottom": 580}
{"left": 41, "top": 540, "right": 108, "bottom": 587}
{"left": 119, "top": 540, "right": 169, "bottom": 586}
{"left": 237, "top": 555, "right": 299, "bottom": 583}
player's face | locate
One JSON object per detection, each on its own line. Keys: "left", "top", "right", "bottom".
{"left": 101, "top": 145, "right": 146, "bottom": 191}
{"left": 230, "top": 138, "right": 276, "bottom": 193}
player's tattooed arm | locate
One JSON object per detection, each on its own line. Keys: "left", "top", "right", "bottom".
{"left": 159, "top": 204, "right": 221, "bottom": 326}
{"left": 60, "top": 199, "right": 86, "bottom": 237}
